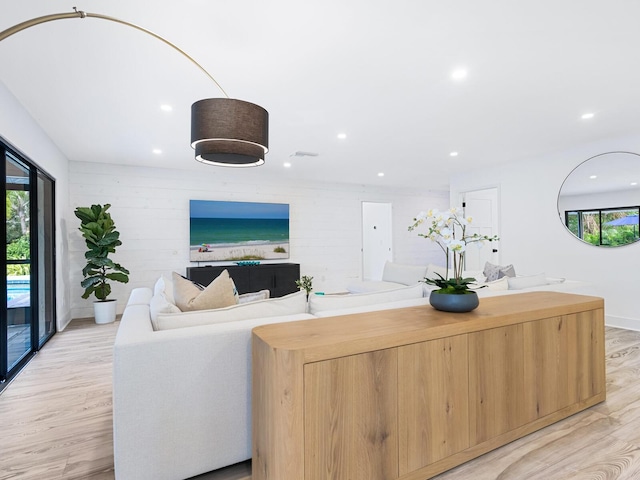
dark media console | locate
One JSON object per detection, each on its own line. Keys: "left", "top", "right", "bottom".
{"left": 186, "top": 263, "right": 300, "bottom": 298}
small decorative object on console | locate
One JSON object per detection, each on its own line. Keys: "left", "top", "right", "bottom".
{"left": 409, "top": 207, "right": 499, "bottom": 312}
{"left": 235, "top": 261, "right": 261, "bottom": 266}
{"left": 295, "top": 275, "right": 314, "bottom": 300}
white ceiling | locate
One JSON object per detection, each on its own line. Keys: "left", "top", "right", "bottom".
{"left": 2, "top": 0, "right": 640, "bottom": 190}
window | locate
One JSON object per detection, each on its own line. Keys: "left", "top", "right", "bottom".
{"left": 565, "top": 206, "right": 640, "bottom": 247}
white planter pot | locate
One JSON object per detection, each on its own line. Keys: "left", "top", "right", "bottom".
{"left": 94, "top": 299, "right": 117, "bottom": 324}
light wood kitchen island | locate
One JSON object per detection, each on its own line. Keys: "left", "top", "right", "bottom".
{"left": 252, "top": 292, "right": 605, "bottom": 480}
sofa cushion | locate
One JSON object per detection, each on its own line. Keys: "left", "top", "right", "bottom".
{"left": 347, "top": 280, "right": 409, "bottom": 294}
{"left": 308, "top": 283, "right": 424, "bottom": 315}
{"left": 152, "top": 290, "right": 307, "bottom": 331}
{"left": 507, "top": 273, "right": 548, "bottom": 290}
{"left": 313, "top": 297, "right": 430, "bottom": 318}
{"left": 127, "top": 287, "right": 154, "bottom": 306}
{"left": 172, "top": 271, "right": 237, "bottom": 312}
{"left": 381, "top": 262, "right": 428, "bottom": 285}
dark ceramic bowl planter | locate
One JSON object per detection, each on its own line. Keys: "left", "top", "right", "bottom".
{"left": 429, "top": 291, "right": 479, "bottom": 313}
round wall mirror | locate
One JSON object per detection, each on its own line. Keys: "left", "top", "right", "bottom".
{"left": 558, "top": 151, "right": 640, "bottom": 247}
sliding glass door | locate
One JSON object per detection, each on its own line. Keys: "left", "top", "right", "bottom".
{"left": 2, "top": 144, "right": 55, "bottom": 387}
{"left": 5, "top": 155, "right": 31, "bottom": 372}
{"left": 36, "top": 171, "right": 55, "bottom": 346}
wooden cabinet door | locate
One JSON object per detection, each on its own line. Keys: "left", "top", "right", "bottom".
{"left": 471, "top": 311, "right": 605, "bottom": 445}
{"left": 469, "top": 324, "right": 528, "bottom": 445}
{"left": 561, "top": 311, "right": 605, "bottom": 404}
{"left": 398, "top": 335, "right": 469, "bottom": 475}
{"left": 522, "top": 311, "right": 605, "bottom": 421}
{"left": 523, "top": 315, "right": 573, "bottom": 419}
{"left": 304, "top": 349, "right": 398, "bottom": 480}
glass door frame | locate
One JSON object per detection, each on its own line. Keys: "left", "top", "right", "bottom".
{"left": 1, "top": 139, "right": 56, "bottom": 387}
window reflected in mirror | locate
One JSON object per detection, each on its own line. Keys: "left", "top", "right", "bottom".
{"left": 558, "top": 152, "right": 640, "bottom": 247}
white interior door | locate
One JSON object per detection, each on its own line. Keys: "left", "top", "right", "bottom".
{"left": 362, "top": 202, "right": 393, "bottom": 280}
{"left": 461, "top": 188, "right": 500, "bottom": 271}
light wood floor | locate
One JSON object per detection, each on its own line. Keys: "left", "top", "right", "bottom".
{"left": 2, "top": 320, "right": 640, "bottom": 480}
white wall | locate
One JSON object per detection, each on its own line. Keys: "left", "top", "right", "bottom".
{"left": 450, "top": 137, "right": 640, "bottom": 330}
{"left": 68, "top": 161, "right": 448, "bottom": 319}
{"left": 0, "top": 81, "right": 72, "bottom": 331}
{"left": 558, "top": 187, "right": 640, "bottom": 212}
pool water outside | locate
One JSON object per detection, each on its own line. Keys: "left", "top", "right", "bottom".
{"left": 8, "top": 289, "right": 30, "bottom": 301}
{"left": 7, "top": 277, "right": 31, "bottom": 307}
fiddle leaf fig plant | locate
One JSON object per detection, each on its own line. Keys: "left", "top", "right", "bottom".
{"left": 74, "top": 204, "right": 130, "bottom": 301}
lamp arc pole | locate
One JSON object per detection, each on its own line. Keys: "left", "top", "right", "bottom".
{"left": 0, "top": 8, "right": 269, "bottom": 167}
{"left": 0, "top": 8, "right": 229, "bottom": 98}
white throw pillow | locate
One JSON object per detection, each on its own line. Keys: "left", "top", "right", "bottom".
{"left": 238, "top": 289, "right": 270, "bottom": 304}
{"left": 381, "top": 262, "right": 428, "bottom": 285}
{"left": 507, "top": 273, "right": 548, "bottom": 290}
{"left": 484, "top": 277, "right": 509, "bottom": 291}
{"left": 152, "top": 290, "right": 307, "bottom": 330}
{"left": 425, "top": 264, "right": 448, "bottom": 280}
{"left": 546, "top": 277, "right": 566, "bottom": 285}
{"left": 149, "top": 291, "right": 181, "bottom": 322}
{"left": 423, "top": 265, "right": 484, "bottom": 283}
{"left": 462, "top": 270, "right": 486, "bottom": 283}
{"left": 154, "top": 274, "right": 175, "bottom": 304}
{"left": 308, "top": 284, "right": 424, "bottom": 315}
{"left": 172, "top": 270, "right": 237, "bottom": 311}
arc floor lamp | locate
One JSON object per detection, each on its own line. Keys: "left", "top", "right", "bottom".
{"left": 0, "top": 7, "right": 269, "bottom": 167}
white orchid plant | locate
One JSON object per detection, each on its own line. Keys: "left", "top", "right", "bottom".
{"left": 408, "top": 207, "right": 499, "bottom": 294}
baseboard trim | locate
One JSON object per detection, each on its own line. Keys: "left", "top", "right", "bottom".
{"left": 606, "top": 315, "right": 640, "bottom": 332}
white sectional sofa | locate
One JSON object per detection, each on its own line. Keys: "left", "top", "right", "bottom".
{"left": 347, "top": 261, "right": 587, "bottom": 297}
{"left": 112, "top": 267, "right": 588, "bottom": 480}
{"left": 112, "top": 280, "right": 426, "bottom": 480}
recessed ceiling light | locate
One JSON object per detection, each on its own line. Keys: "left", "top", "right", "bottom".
{"left": 337, "top": 133, "right": 347, "bottom": 140}
{"left": 450, "top": 151, "right": 459, "bottom": 157}
{"left": 378, "top": 172, "right": 385, "bottom": 177}
{"left": 631, "top": 182, "right": 638, "bottom": 186}
{"left": 581, "top": 112, "right": 595, "bottom": 120}
{"left": 451, "top": 68, "right": 468, "bottom": 80}
{"left": 152, "top": 148, "right": 162, "bottom": 154}
{"left": 283, "top": 162, "right": 292, "bottom": 168}
{"left": 160, "top": 104, "right": 173, "bottom": 112}
{"left": 589, "top": 175, "right": 597, "bottom": 179}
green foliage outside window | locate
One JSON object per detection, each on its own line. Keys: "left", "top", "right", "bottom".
{"left": 568, "top": 208, "right": 639, "bottom": 246}
{"left": 6, "top": 190, "right": 30, "bottom": 276}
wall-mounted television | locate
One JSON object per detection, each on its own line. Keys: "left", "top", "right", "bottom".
{"left": 190, "top": 200, "right": 290, "bottom": 262}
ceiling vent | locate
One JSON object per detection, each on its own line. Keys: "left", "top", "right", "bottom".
{"left": 290, "top": 151, "right": 319, "bottom": 158}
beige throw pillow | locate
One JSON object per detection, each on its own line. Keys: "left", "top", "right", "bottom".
{"left": 172, "top": 271, "right": 237, "bottom": 311}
